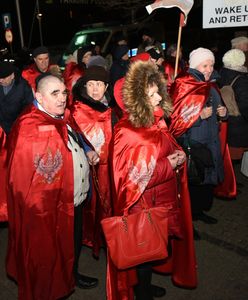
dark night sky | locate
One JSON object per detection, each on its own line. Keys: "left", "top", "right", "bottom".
{"left": 0, "top": 1, "right": 247, "bottom": 54}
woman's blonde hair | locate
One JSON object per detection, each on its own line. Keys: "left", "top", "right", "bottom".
{"left": 122, "top": 60, "right": 172, "bottom": 128}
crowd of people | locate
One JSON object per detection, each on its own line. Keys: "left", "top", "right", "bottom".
{"left": 0, "top": 30, "right": 247, "bottom": 300}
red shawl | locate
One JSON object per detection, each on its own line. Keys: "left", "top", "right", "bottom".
{"left": 169, "top": 72, "right": 236, "bottom": 198}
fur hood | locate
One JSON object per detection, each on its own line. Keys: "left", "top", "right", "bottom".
{"left": 122, "top": 60, "right": 172, "bottom": 127}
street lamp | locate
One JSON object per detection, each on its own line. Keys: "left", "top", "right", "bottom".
{"left": 36, "top": 0, "right": 43, "bottom": 46}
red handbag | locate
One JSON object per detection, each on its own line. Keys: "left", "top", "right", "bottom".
{"left": 101, "top": 202, "right": 169, "bottom": 270}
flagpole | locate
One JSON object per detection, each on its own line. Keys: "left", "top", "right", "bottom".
{"left": 174, "top": 13, "right": 183, "bottom": 79}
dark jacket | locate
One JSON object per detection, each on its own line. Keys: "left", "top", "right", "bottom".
{"left": 181, "top": 69, "right": 226, "bottom": 185}
{"left": 0, "top": 71, "right": 34, "bottom": 134}
{"left": 218, "top": 67, "right": 248, "bottom": 147}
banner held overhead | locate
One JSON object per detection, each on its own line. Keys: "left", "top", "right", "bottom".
{"left": 203, "top": 0, "right": 248, "bottom": 28}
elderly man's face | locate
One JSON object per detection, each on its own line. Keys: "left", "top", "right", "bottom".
{"left": 36, "top": 78, "right": 67, "bottom": 116}
{"left": 34, "top": 53, "right": 50, "bottom": 72}
{"left": 0, "top": 73, "right": 14, "bottom": 86}
{"left": 196, "top": 59, "right": 214, "bottom": 81}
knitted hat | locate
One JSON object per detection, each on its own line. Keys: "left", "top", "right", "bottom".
{"left": 189, "top": 47, "right": 215, "bottom": 69}
{"left": 146, "top": 47, "right": 162, "bottom": 60}
{"left": 83, "top": 65, "right": 109, "bottom": 83}
{"left": 33, "top": 46, "right": 49, "bottom": 57}
{"left": 87, "top": 55, "right": 107, "bottom": 69}
{"left": 231, "top": 36, "right": 248, "bottom": 48}
{"left": 0, "top": 61, "right": 15, "bottom": 78}
{"left": 113, "top": 45, "right": 129, "bottom": 60}
{"left": 222, "top": 49, "right": 246, "bottom": 69}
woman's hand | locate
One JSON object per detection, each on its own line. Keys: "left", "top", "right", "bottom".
{"left": 200, "top": 106, "right": 213, "bottom": 119}
{"left": 167, "top": 150, "right": 186, "bottom": 169}
{"left": 216, "top": 105, "right": 227, "bottom": 117}
{"left": 174, "top": 149, "right": 186, "bottom": 166}
{"left": 86, "top": 150, "right": 99, "bottom": 165}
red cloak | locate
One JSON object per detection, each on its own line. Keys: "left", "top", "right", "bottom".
{"left": 6, "top": 104, "right": 79, "bottom": 300}
{"left": 63, "top": 62, "right": 85, "bottom": 107}
{"left": 0, "top": 126, "right": 7, "bottom": 221}
{"left": 107, "top": 114, "right": 197, "bottom": 300}
{"left": 169, "top": 72, "right": 236, "bottom": 198}
{"left": 71, "top": 101, "right": 113, "bottom": 256}
{"left": 22, "top": 63, "right": 60, "bottom": 92}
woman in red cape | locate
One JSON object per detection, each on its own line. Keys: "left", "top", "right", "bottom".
{"left": 169, "top": 48, "right": 236, "bottom": 238}
{"left": 106, "top": 61, "right": 197, "bottom": 300}
{"left": 0, "top": 126, "right": 7, "bottom": 221}
{"left": 71, "top": 66, "right": 115, "bottom": 256}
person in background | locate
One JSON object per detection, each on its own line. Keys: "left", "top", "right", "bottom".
{"left": 169, "top": 47, "right": 236, "bottom": 240}
{"left": 107, "top": 60, "right": 196, "bottom": 300}
{"left": 22, "top": 46, "right": 62, "bottom": 92}
{"left": 146, "top": 46, "right": 164, "bottom": 72}
{"left": 231, "top": 36, "right": 248, "bottom": 68}
{"left": 110, "top": 44, "right": 130, "bottom": 86}
{"left": 163, "top": 43, "right": 187, "bottom": 92}
{"left": 0, "top": 61, "right": 33, "bottom": 223}
{"left": 63, "top": 46, "right": 92, "bottom": 106}
{"left": 71, "top": 66, "right": 116, "bottom": 257}
{"left": 137, "top": 28, "right": 164, "bottom": 57}
{"left": 0, "top": 61, "right": 33, "bottom": 134}
{"left": 6, "top": 75, "right": 99, "bottom": 300}
{"left": 218, "top": 49, "right": 248, "bottom": 163}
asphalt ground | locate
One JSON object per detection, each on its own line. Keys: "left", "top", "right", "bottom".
{"left": 0, "top": 164, "right": 248, "bottom": 300}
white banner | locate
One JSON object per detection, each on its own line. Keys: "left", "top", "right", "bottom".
{"left": 203, "top": 0, "right": 248, "bottom": 28}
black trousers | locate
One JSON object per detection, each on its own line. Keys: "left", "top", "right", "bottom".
{"left": 189, "top": 184, "right": 214, "bottom": 216}
{"left": 74, "top": 203, "right": 83, "bottom": 275}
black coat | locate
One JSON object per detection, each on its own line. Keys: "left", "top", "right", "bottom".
{"left": 0, "top": 71, "right": 34, "bottom": 134}
{"left": 218, "top": 68, "right": 248, "bottom": 147}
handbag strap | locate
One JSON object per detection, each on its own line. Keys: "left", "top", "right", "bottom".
{"left": 230, "top": 75, "right": 241, "bottom": 87}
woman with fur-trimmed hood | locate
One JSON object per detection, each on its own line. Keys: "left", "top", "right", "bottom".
{"left": 107, "top": 61, "right": 197, "bottom": 300}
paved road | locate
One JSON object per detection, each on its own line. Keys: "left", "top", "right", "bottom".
{"left": 1, "top": 164, "right": 248, "bottom": 300}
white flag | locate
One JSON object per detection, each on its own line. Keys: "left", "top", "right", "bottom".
{"left": 146, "top": 0, "right": 194, "bottom": 25}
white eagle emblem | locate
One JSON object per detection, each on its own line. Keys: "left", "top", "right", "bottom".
{"left": 128, "top": 156, "right": 156, "bottom": 193}
{"left": 180, "top": 103, "right": 201, "bottom": 123}
{"left": 34, "top": 149, "right": 63, "bottom": 184}
{"left": 85, "top": 128, "right": 105, "bottom": 155}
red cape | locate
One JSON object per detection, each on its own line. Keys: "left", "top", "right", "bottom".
{"left": 0, "top": 127, "right": 7, "bottom": 221}
{"left": 71, "top": 101, "right": 113, "bottom": 256}
{"left": 6, "top": 104, "right": 79, "bottom": 300}
{"left": 22, "top": 63, "right": 59, "bottom": 92}
{"left": 169, "top": 72, "right": 236, "bottom": 198}
{"left": 63, "top": 62, "right": 84, "bottom": 107}
{"left": 107, "top": 115, "right": 197, "bottom": 300}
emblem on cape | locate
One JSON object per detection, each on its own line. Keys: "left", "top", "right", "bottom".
{"left": 128, "top": 156, "right": 156, "bottom": 193}
{"left": 180, "top": 103, "right": 201, "bottom": 123}
{"left": 34, "top": 149, "right": 63, "bottom": 184}
{"left": 85, "top": 128, "right": 105, "bottom": 155}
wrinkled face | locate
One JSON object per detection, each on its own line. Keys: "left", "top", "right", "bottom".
{"left": 36, "top": 79, "right": 67, "bottom": 116}
{"left": 0, "top": 73, "right": 14, "bottom": 86}
{"left": 86, "top": 80, "right": 107, "bottom": 101}
{"left": 196, "top": 59, "right": 214, "bottom": 81}
{"left": 236, "top": 42, "right": 248, "bottom": 52}
{"left": 34, "top": 53, "right": 49, "bottom": 72}
{"left": 147, "top": 83, "right": 162, "bottom": 111}
{"left": 82, "top": 51, "right": 92, "bottom": 66}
